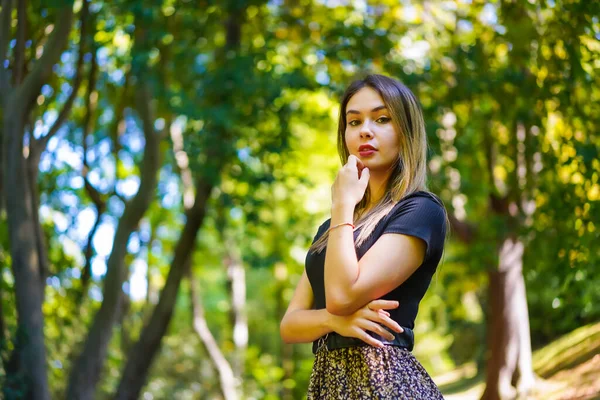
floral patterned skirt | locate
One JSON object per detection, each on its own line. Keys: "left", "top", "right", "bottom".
{"left": 307, "top": 345, "right": 444, "bottom": 399}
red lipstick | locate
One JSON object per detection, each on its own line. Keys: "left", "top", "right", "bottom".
{"left": 358, "top": 144, "right": 377, "bottom": 157}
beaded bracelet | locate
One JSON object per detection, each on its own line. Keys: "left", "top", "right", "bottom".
{"left": 327, "top": 222, "right": 355, "bottom": 234}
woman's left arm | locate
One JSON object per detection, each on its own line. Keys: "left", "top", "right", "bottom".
{"left": 324, "top": 202, "right": 426, "bottom": 316}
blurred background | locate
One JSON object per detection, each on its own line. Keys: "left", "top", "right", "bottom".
{"left": 0, "top": 0, "right": 599, "bottom": 399}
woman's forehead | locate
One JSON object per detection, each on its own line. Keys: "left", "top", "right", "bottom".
{"left": 346, "top": 87, "right": 386, "bottom": 112}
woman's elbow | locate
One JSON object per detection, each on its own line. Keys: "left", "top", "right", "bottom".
{"left": 325, "top": 299, "right": 355, "bottom": 316}
{"left": 279, "top": 318, "right": 296, "bottom": 344}
{"left": 279, "top": 319, "right": 291, "bottom": 343}
{"left": 280, "top": 334, "right": 294, "bottom": 344}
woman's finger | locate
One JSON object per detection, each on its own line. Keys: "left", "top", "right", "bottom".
{"left": 356, "top": 329, "right": 384, "bottom": 348}
{"left": 378, "top": 309, "right": 390, "bottom": 317}
{"left": 346, "top": 155, "right": 358, "bottom": 169}
{"left": 375, "top": 312, "right": 404, "bottom": 334}
{"left": 357, "top": 163, "right": 365, "bottom": 178}
{"left": 362, "top": 320, "right": 395, "bottom": 341}
{"left": 368, "top": 299, "right": 400, "bottom": 311}
{"left": 359, "top": 167, "right": 369, "bottom": 185}
{"left": 356, "top": 157, "right": 365, "bottom": 170}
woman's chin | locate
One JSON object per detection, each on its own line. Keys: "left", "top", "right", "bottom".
{"left": 360, "top": 159, "right": 379, "bottom": 168}
{"left": 356, "top": 156, "right": 374, "bottom": 166}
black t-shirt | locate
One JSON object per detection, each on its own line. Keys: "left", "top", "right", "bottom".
{"left": 305, "top": 191, "right": 447, "bottom": 346}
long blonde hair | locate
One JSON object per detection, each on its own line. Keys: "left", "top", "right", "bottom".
{"left": 309, "top": 74, "right": 442, "bottom": 254}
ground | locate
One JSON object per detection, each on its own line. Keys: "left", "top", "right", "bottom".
{"left": 434, "top": 322, "right": 600, "bottom": 400}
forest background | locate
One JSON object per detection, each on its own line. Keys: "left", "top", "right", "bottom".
{"left": 0, "top": 0, "right": 599, "bottom": 399}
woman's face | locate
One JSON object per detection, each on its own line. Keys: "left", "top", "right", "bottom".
{"left": 344, "top": 87, "right": 400, "bottom": 173}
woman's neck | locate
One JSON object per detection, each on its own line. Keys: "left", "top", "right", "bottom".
{"left": 366, "top": 170, "right": 391, "bottom": 207}
{"left": 356, "top": 179, "right": 388, "bottom": 219}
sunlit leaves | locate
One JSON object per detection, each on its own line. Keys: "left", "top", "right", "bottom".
{"left": 2, "top": 0, "right": 599, "bottom": 397}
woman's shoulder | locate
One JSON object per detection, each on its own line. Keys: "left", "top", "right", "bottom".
{"left": 383, "top": 191, "right": 447, "bottom": 252}
{"left": 392, "top": 190, "right": 445, "bottom": 212}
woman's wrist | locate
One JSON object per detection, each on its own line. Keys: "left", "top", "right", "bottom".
{"left": 324, "top": 311, "right": 340, "bottom": 333}
{"left": 330, "top": 201, "right": 355, "bottom": 224}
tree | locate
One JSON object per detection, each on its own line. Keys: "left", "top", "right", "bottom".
{"left": 1, "top": 1, "right": 598, "bottom": 399}
{"left": 1, "top": 1, "right": 75, "bottom": 398}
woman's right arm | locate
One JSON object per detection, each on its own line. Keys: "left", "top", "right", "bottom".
{"left": 280, "top": 270, "right": 403, "bottom": 346}
{"left": 280, "top": 270, "right": 332, "bottom": 344}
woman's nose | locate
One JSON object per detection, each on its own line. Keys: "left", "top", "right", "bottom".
{"left": 360, "top": 120, "right": 374, "bottom": 138}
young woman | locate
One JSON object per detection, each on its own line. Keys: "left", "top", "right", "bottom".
{"left": 280, "top": 74, "right": 448, "bottom": 399}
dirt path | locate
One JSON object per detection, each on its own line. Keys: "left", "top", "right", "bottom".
{"left": 437, "top": 323, "right": 600, "bottom": 400}
{"left": 439, "top": 354, "right": 600, "bottom": 400}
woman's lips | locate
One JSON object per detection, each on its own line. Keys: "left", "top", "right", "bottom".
{"left": 359, "top": 150, "right": 376, "bottom": 157}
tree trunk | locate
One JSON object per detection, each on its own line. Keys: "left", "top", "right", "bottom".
{"left": 120, "top": 292, "right": 132, "bottom": 355}
{"left": 224, "top": 243, "right": 247, "bottom": 382}
{"left": 190, "top": 268, "right": 239, "bottom": 400}
{"left": 481, "top": 237, "right": 535, "bottom": 400}
{"left": 3, "top": 99, "right": 49, "bottom": 400}
{"left": 113, "top": 179, "right": 214, "bottom": 400}
{"left": 67, "top": 84, "right": 161, "bottom": 400}
{"left": 112, "top": 3, "right": 244, "bottom": 396}
{"left": 1, "top": 2, "right": 75, "bottom": 396}
{"left": 77, "top": 33, "right": 101, "bottom": 308}
{"left": 0, "top": 99, "right": 4, "bottom": 215}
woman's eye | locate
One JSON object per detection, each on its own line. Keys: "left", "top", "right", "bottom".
{"left": 377, "top": 117, "right": 391, "bottom": 123}
{"left": 348, "top": 120, "right": 360, "bottom": 126}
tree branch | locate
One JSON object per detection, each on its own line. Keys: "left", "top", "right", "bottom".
{"left": 144, "top": 225, "right": 156, "bottom": 307}
{"left": 189, "top": 269, "right": 238, "bottom": 400}
{"left": 110, "top": 72, "right": 129, "bottom": 187}
{"left": 81, "top": 31, "right": 98, "bottom": 167}
{"left": 169, "top": 107, "right": 195, "bottom": 209}
{"left": 78, "top": 193, "right": 102, "bottom": 301}
{"left": 15, "top": 2, "right": 74, "bottom": 121}
{"left": 114, "top": 176, "right": 215, "bottom": 400}
{"left": 0, "top": 0, "right": 14, "bottom": 95}
{"left": 113, "top": 5, "right": 244, "bottom": 397}
{"left": 13, "top": 0, "right": 24, "bottom": 85}
{"left": 67, "top": 75, "right": 162, "bottom": 400}
{"left": 26, "top": 133, "right": 49, "bottom": 283}
{"left": 37, "top": 0, "right": 89, "bottom": 149}
{"left": 0, "top": 273, "right": 8, "bottom": 369}
{"left": 78, "top": 43, "right": 102, "bottom": 305}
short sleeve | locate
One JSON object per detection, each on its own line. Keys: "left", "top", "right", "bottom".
{"left": 306, "top": 220, "right": 331, "bottom": 255}
{"left": 311, "top": 220, "right": 330, "bottom": 243}
{"left": 382, "top": 194, "right": 446, "bottom": 261}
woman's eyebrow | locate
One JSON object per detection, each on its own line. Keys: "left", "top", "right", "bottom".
{"left": 346, "top": 105, "right": 387, "bottom": 115}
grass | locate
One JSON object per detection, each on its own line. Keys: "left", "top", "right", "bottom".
{"left": 433, "top": 322, "right": 600, "bottom": 400}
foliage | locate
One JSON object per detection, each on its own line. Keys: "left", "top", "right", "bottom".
{"left": 0, "top": 0, "right": 598, "bottom": 398}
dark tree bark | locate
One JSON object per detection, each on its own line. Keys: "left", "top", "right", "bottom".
{"left": 113, "top": 5, "right": 245, "bottom": 398}
{"left": 77, "top": 38, "right": 104, "bottom": 307}
{"left": 113, "top": 178, "right": 215, "bottom": 400}
{"left": 174, "top": 112, "right": 241, "bottom": 398}
{"left": 41, "top": 0, "right": 90, "bottom": 148}
{"left": 112, "top": 67, "right": 212, "bottom": 398}
{"left": 1, "top": 2, "right": 75, "bottom": 398}
{"left": 0, "top": 0, "right": 11, "bottom": 373}
{"left": 66, "top": 80, "right": 162, "bottom": 399}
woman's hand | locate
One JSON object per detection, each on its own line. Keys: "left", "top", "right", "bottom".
{"left": 329, "top": 299, "right": 404, "bottom": 348}
{"left": 331, "top": 155, "right": 370, "bottom": 207}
